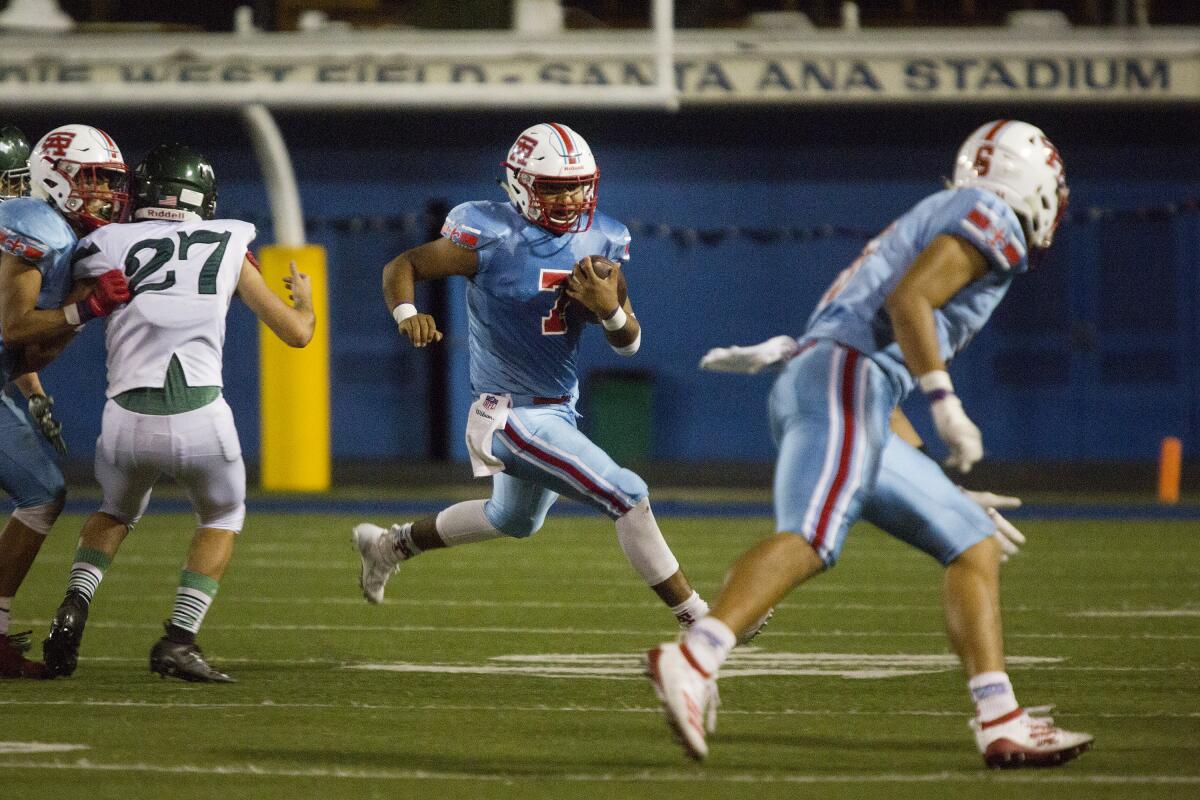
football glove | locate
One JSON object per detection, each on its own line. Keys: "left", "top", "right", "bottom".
{"left": 72, "top": 269, "right": 131, "bottom": 324}
{"left": 962, "top": 488, "right": 1025, "bottom": 561}
{"left": 27, "top": 393, "right": 67, "bottom": 455}
{"left": 699, "top": 335, "right": 799, "bottom": 375}
{"left": 919, "top": 370, "right": 983, "bottom": 473}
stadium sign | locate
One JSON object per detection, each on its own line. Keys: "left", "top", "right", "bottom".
{"left": 0, "top": 31, "right": 1195, "bottom": 107}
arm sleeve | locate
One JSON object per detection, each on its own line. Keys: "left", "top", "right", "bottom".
{"left": 948, "top": 189, "right": 1029, "bottom": 275}
{"left": 440, "top": 202, "right": 505, "bottom": 273}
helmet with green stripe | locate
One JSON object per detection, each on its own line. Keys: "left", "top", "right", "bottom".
{"left": 132, "top": 143, "right": 217, "bottom": 222}
{"left": 0, "top": 125, "right": 31, "bottom": 200}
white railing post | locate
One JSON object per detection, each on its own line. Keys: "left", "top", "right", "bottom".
{"left": 240, "top": 104, "right": 305, "bottom": 247}
{"left": 652, "top": 0, "right": 679, "bottom": 111}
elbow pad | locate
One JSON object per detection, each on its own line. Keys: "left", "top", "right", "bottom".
{"left": 611, "top": 330, "right": 641, "bottom": 357}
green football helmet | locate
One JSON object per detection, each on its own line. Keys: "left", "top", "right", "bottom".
{"left": 0, "top": 125, "right": 31, "bottom": 200}
{"left": 132, "top": 143, "right": 217, "bottom": 221}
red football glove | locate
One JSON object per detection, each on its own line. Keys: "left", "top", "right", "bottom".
{"left": 76, "top": 270, "right": 131, "bottom": 323}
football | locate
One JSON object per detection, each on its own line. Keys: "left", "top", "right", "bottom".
{"left": 568, "top": 255, "right": 628, "bottom": 324}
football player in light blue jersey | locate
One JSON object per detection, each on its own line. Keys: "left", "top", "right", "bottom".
{"left": 355, "top": 122, "right": 733, "bottom": 636}
{"left": 647, "top": 120, "right": 1093, "bottom": 767}
{"left": 0, "top": 124, "right": 131, "bottom": 678}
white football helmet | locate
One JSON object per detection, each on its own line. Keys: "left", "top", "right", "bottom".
{"left": 502, "top": 122, "right": 599, "bottom": 235}
{"left": 30, "top": 124, "right": 130, "bottom": 231}
{"left": 952, "top": 119, "right": 1068, "bottom": 250}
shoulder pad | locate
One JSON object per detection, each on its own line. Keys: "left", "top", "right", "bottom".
{"left": 952, "top": 189, "right": 1028, "bottom": 274}
{"left": 441, "top": 201, "right": 507, "bottom": 251}
{"left": 600, "top": 215, "right": 632, "bottom": 263}
{"left": 0, "top": 198, "right": 72, "bottom": 266}
{"left": 213, "top": 218, "right": 257, "bottom": 243}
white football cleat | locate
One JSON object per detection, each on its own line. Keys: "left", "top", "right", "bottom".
{"left": 352, "top": 523, "right": 402, "bottom": 604}
{"left": 971, "top": 706, "right": 1093, "bottom": 769}
{"left": 645, "top": 642, "right": 719, "bottom": 761}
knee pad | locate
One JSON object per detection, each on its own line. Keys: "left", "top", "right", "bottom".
{"left": 485, "top": 500, "right": 548, "bottom": 539}
{"left": 11, "top": 490, "right": 66, "bottom": 536}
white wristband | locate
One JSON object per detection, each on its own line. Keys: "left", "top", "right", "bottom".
{"left": 392, "top": 303, "right": 418, "bottom": 326}
{"left": 63, "top": 303, "right": 81, "bottom": 327}
{"left": 918, "top": 370, "right": 954, "bottom": 396}
{"left": 601, "top": 306, "right": 628, "bottom": 331}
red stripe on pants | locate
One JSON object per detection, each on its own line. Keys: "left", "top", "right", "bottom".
{"left": 812, "top": 349, "right": 860, "bottom": 551}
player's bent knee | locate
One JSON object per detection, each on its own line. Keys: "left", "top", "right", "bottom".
{"left": 613, "top": 469, "right": 648, "bottom": 506}
{"left": 777, "top": 530, "right": 836, "bottom": 572}
{"left": 198, "top": 503, "right": 246, "bottom": 534}
{"left": 491, "top": 513, "right": 544, "bottom": 539}
{"left": 11, "top": 489, "right": 66, "bottom": 536}
{"left": 947, "top": 535, "right": 1000, "bottom": 569}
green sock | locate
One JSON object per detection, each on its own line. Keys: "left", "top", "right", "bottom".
{"left": 66, "top": 547, "right": 112, "bottom": 604}
{"left": 170, "top": 570, "right": 219, "bottom": 634}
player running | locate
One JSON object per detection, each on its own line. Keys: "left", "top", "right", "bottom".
{"left": 355, "top": 122, "right": 738, "bottom": 635}
{"left": 645, "top": 120, "right": 1094, "bottom": 767}
{"left": 0, "top": 124, "right": 132, "bottom": 679}
{"left": 41, "top": 144, "right": 315, "bottom": 682}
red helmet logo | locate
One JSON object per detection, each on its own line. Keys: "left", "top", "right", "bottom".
{"left": 509, "top": 135, "right": 537, "bottom": 168}
{"left": 40, "top": 131, "right": 77, "bottom": 159}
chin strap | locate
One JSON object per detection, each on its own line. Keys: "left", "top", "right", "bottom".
{"left": 497, "top": 177, "right": 521, "bottom": 208}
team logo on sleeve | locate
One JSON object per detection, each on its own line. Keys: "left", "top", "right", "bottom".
{"left": 0, "top": 226, "right": 46, "bottom": 260}
{"left": 961, "top": 201, "right": 1025, "bottom": 269}
{"left": 441, "top": 221, "right": 481, "bottom": 249}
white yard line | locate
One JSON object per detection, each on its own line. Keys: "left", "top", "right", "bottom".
{"left": 1, "top": 699, "right": 1193, "bottom": 720}
{"left": 0, "top": 743, "right": 89, "bottom": 754}
{"left": 1067, "top": 609, "right": 1200, "bottom": 618}
{"left": 0, "top": 760, "right": 1195, "bottom": 785}
{"left": 17, "top": 619, "right": 1200, "bottom": 640}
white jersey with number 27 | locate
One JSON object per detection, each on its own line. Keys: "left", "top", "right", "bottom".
{"left": 74, "top": 219, "right": 255, "bottom": 398}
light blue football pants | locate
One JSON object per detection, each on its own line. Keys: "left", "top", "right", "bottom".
{"left": 483, "top": 402, "right": 649, "bottom": 538}
{"left": 770, "top": 339, "right": 993, "bottom": 567}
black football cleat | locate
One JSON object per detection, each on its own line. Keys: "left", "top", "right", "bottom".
{"left": 149, "top": 633, "right": 235, "bottom": 683}
{"left": 42, "top": 591, "right": 89, "bottom": 678}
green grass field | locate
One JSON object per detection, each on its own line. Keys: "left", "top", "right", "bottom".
{"left": 2, "top": 509, "right": 1198, "bottom": 799}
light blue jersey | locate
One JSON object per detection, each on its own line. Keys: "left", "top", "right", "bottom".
{"left": 442, "top": 200, "right": 630, "bottom": 399}
{"left": 0, "top": 197, "right": 76, "bottom": 383}
{"left": 805, "top": 187, "right": 1027, "bottom": 398}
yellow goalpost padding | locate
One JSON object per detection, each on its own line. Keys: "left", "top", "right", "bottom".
{"left": 257, "top": 244, "right": 331, "bottom": 491}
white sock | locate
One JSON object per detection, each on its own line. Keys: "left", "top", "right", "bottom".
{"left": 969, "top": 671, "right": 1020, "bottom": 722}
{"left": 435, "top": 500, "right": 505, "bottom": 547}
{"left": 670, "top": 591, "right": 709, "bottom": 628}
{"left": 615, "top": 499, "right": 679, "bottom": 587}
{"left": 0, "top": 597, "right": 11, "bottom": 636}
{"left": 682, "top": 616, "right": 736, "bottom": 676}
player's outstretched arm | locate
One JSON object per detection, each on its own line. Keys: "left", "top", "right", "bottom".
{"left": 237, "top": 257, "right": 315, "bottom": 348}
{"left": 698, "top": 336, "right": 799, "bottom": 374}
{"left": 382, "top": 238, "right": 477, "bottom": 348}
{"left": 0, "top": 253, "right": 128, "bottom": 344}
{"left": 885, "top": 235, "right": 988, "bottom": 473}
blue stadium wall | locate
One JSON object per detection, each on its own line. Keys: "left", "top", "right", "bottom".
{"left": 15, "top": 105, "right": 1200, "bottom": 467}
